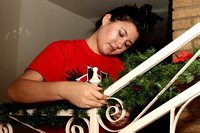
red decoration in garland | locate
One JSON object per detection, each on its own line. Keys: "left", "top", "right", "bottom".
{"left": 174, "top": 50, "right": 193, "bottom": 63}
{"left": 135, "top": 87, "right": 140, "bottom": 91}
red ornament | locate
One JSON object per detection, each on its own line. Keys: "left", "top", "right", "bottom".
{"left": 135, "top": 87, "right": 139, "bottom": 91}
{"left": 174, "top": 50, "right": 193, "bottom": 63}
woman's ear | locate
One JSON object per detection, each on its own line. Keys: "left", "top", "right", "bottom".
{"left": 102, "top": 14, "right": 112, "bottom": 26}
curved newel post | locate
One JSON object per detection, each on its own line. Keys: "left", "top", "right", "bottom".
{"left": 88, "top": 67, "right": 101, "bottom": 133}
{"left": 88, "top": 67, "right": 128, "bottom": 133}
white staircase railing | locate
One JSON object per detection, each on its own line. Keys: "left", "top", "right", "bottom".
{"left": 1, "top": 22, "right": 200, "bottom": 133}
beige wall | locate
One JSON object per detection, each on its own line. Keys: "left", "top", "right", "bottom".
{"left": 172, "top": 0, "right": 200, "bottom": 52}
{"left": 0, "top": 0, "right": 94, "bottom": 103}
{"left": 0, "top": 0, "right": 21, "bottom": 103}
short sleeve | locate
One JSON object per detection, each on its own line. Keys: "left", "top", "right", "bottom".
{"left": 26, "top": 41, "right": 67, "bottom": 81}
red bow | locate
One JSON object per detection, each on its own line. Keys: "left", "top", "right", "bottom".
{"left": 174, "top": 50, "right": 193, "bottom": 63}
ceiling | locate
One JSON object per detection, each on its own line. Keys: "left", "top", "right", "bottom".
{"left": 48, "top": 0, "right": 170, "bottom": 19}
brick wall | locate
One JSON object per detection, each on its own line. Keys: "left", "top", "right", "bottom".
{"left": 172, "top": 0, "right": 200, "bottom": 132}
{"left": 172, "top": 0, "right": 200, "bottom": 52}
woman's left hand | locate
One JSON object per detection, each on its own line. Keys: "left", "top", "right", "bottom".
{"left": 105, "top": 104, "right": 130, "bottom": 130}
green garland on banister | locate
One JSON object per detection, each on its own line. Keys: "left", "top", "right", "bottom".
{"left": 1, "top": 46, "right": 200, "bottom": 128}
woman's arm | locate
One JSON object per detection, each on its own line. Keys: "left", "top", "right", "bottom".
{"left": 6, "top": 70, "right": 107, "bottom": 108}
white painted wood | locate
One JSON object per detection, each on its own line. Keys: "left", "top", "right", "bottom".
{"left": 0, "top": 124, "right": 13, "bottom": 133}
{"left": 88, "top": 108, "right": 99, "bottom": 133}
{"left": 88, "top": 67, "right": 101, "bottom": 133}
{"left": 170, "top": 108, "right": 175, "bottom": 133}
{"left": 171, "top": 93, "right": 200, "bottom": 133}
{"left": 104, "top": 22, "right": 200, "bottom": 96}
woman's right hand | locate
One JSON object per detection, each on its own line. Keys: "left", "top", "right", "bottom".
{"left": 59, "top": 81, "right": 108, "bottom": 108}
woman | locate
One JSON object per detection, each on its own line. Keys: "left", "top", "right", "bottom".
{"left": 6, "top": 4, "right": 161, "bottom": 132}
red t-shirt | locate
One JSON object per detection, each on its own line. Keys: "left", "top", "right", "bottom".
{"left": 27, "top": 39, "right": 123, "bottom": 82}
{"left": 26, "top": 39, "right": 124, "bottom": 133}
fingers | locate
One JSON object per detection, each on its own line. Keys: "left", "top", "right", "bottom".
{"left": 89, "top": 93, "right": 108, "bottom": 107}
{"left": 78, "top": 83, "right": 108, "bottom": 108}
{"left": 88, "top": 83, "right": 108, "bottom": 104}
{"left": 77, "top": 95, "right": 107, "bottom": 108}
{"left": 108, "top": 119, "right": 129, "bottom": 128}
{"left": 112, "top": 110, "right": 130, "bottom": 120}
{"left": 68, "top": 82, "right": 108, "bottom": 108}
{"left": 108, "top": 111, "right": 130, "bottom": 128}
{"left": 85, "top": 100, "right": 106, "bottom": 108}
{"left": 91, "top": 90, "right": 107, "bottom": 100}
{"left": 87, "top": 82, "right": 102, "bottom": 91}
{"left": 87, "top": 83, "right": 107, "bottom": 99}
{"left": 106, "top": 104, "right": 131, "bottom": 128}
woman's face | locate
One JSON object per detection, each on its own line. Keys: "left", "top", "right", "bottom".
{"left": 96, "top": 14, "right": 139, "bottom": 56}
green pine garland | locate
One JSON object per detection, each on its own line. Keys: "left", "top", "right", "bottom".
{"left": 1, "top": 46, "right": 200, "bottom": 128}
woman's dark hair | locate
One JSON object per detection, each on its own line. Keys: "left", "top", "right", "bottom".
{"left": 95, "top": 4, "right": 163, "bottom": 38}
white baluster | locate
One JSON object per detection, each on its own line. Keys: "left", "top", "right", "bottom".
{"left": 89, "top": 67, "right": 101, "bottom": 133}
{"left": 0, "top": 123, "right": 13, "bottom": 133}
